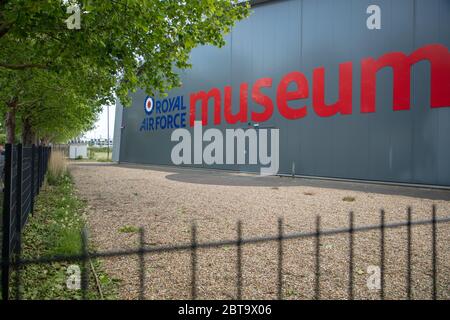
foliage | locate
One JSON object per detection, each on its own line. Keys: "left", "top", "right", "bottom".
{"left": 0, "top": 53, "right": 110, "bottom": 142}
{"left": 0, "top": 0, "right": 250, "bottom": 142}
{"left": 11, "top": 174, "right": 119, "bottom": 300}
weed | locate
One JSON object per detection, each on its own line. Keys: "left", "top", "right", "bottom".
{"left": 285, "top": 288, "right": 300, "bottom": 298}
{"left": 10, "top": 172, "right": 118, "bottom": 300}
{"left": 118, "top": 225, "right": 140, "bottom": 234}
{"left": 47, "top": 151, "right": 68, "bottom": 185}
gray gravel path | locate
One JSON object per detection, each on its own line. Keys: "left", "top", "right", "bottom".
{"left": 70, "top": 162, "right": 450, "bottom": 300}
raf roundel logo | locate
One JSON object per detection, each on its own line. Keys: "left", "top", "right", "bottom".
{"left": 144, "top": 96, "right": 154, "bottom": 115}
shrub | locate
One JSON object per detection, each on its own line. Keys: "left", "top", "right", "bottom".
{"left": 47, "top": 150, "right": 68, "bottom": 185}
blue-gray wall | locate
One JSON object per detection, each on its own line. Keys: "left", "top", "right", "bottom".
{"left": 114, "top": 0, "right": 450, "bottom": 186}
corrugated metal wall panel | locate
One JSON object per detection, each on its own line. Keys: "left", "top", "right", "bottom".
{"left": 118, "top": 0, "right": 450, "bottom": 186}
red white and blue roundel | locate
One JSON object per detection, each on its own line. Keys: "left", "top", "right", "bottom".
{"left": 144, "top": 96, "right": 154, "bottom": 115}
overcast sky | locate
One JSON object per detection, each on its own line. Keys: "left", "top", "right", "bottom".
{"left": 83, "top": 104, "right": 116, "bottom": 140}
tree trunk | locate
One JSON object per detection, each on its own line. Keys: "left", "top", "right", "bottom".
{"left": 5, "top": 97, "right": 18, "bottom": 144}
{"left": 21, "top": 116, "right": 35, "bottom": 146}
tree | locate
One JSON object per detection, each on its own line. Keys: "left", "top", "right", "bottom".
{"left": 0, "top": 51, "right": 114, "bottom": 143}
{"left": 0, "top": 0, "right": 250, "bottom": 143}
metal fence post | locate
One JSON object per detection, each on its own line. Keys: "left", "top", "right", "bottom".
{"left": 44, "top": 147, "right": 47, "bottom": 174}
{"left": 277, "top": 218, "right": 283, "bottom": 300}
{"left": 81, "top": 228, "right": 89, "bottom": 300}
{"left": 431, "top": 205, "right": 437, "bottom": 300}
{"left": 37, "top": 146, "right": 40, "bottom": 190}
{"left": 236, "top": 221, "right": 243, "bottom": 300}
{"left": 48, "top": 147, "right": 51, "bottom": 173}
{"left": 191, "top": 224, "right": 197, "bottom": 300}
{"left": 38, "top": 146, "right": 42, "bottom": 189}
{"left": 380, "top": 210, "right": 385, "bottom": 300}
{"left": 314, "top": 216, "right": 321, "bottom": 300}
{"left": 1, "top": 144, "right": 13, "bottom": 301}
{"left": 0, "top": 207, "right": 448, "bottom": 301}
{"left": 139, "top": 228, "right": 145, "bottom": 300}
{"left": 406, "top": 207, "right": 412, "bottom": 300}
{"left": 14, "top": 144, "right": 23, "bottom": 300}
{"left": 348, "top": 211, "right": 354, "bottom": 300}
{"left": 43, "top": 147, "right": 47, "bottom": 181}
{"left": 15, "top": 144, "right": 23, "bottom": 253}
{"left": 30, "top": 145, "right": 36, "bottom": 215}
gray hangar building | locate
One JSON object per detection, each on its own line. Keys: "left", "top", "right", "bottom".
{"left": 113, "top": 0, "right": 450, "bottom": 187}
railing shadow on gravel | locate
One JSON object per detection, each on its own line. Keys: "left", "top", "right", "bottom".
{"left": 1, "top": 204, "right": 448, "bottom": 300}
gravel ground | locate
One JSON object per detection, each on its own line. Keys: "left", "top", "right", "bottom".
{"left": 70, "top": 163, "right": 450, "bottom": 300}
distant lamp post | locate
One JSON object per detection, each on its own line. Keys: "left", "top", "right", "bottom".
{"left": 107, "top": 104, "right": 110, "bottom": 161}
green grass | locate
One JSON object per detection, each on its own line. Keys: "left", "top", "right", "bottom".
{"left": 89, "top": 147, "right": 111, "bottom": 153}
{"left": 88, "top": 149, "right": 112, "bottom": 162}
{"left": 51, "top": 228, "right": 83, "bottom": 256}
{"left": 6, "top": 174, "right": 119, "bottom": 300}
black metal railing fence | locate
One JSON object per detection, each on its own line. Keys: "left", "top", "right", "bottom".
{"left": 1, "top": 143, "right": 51, "bottom": 300}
